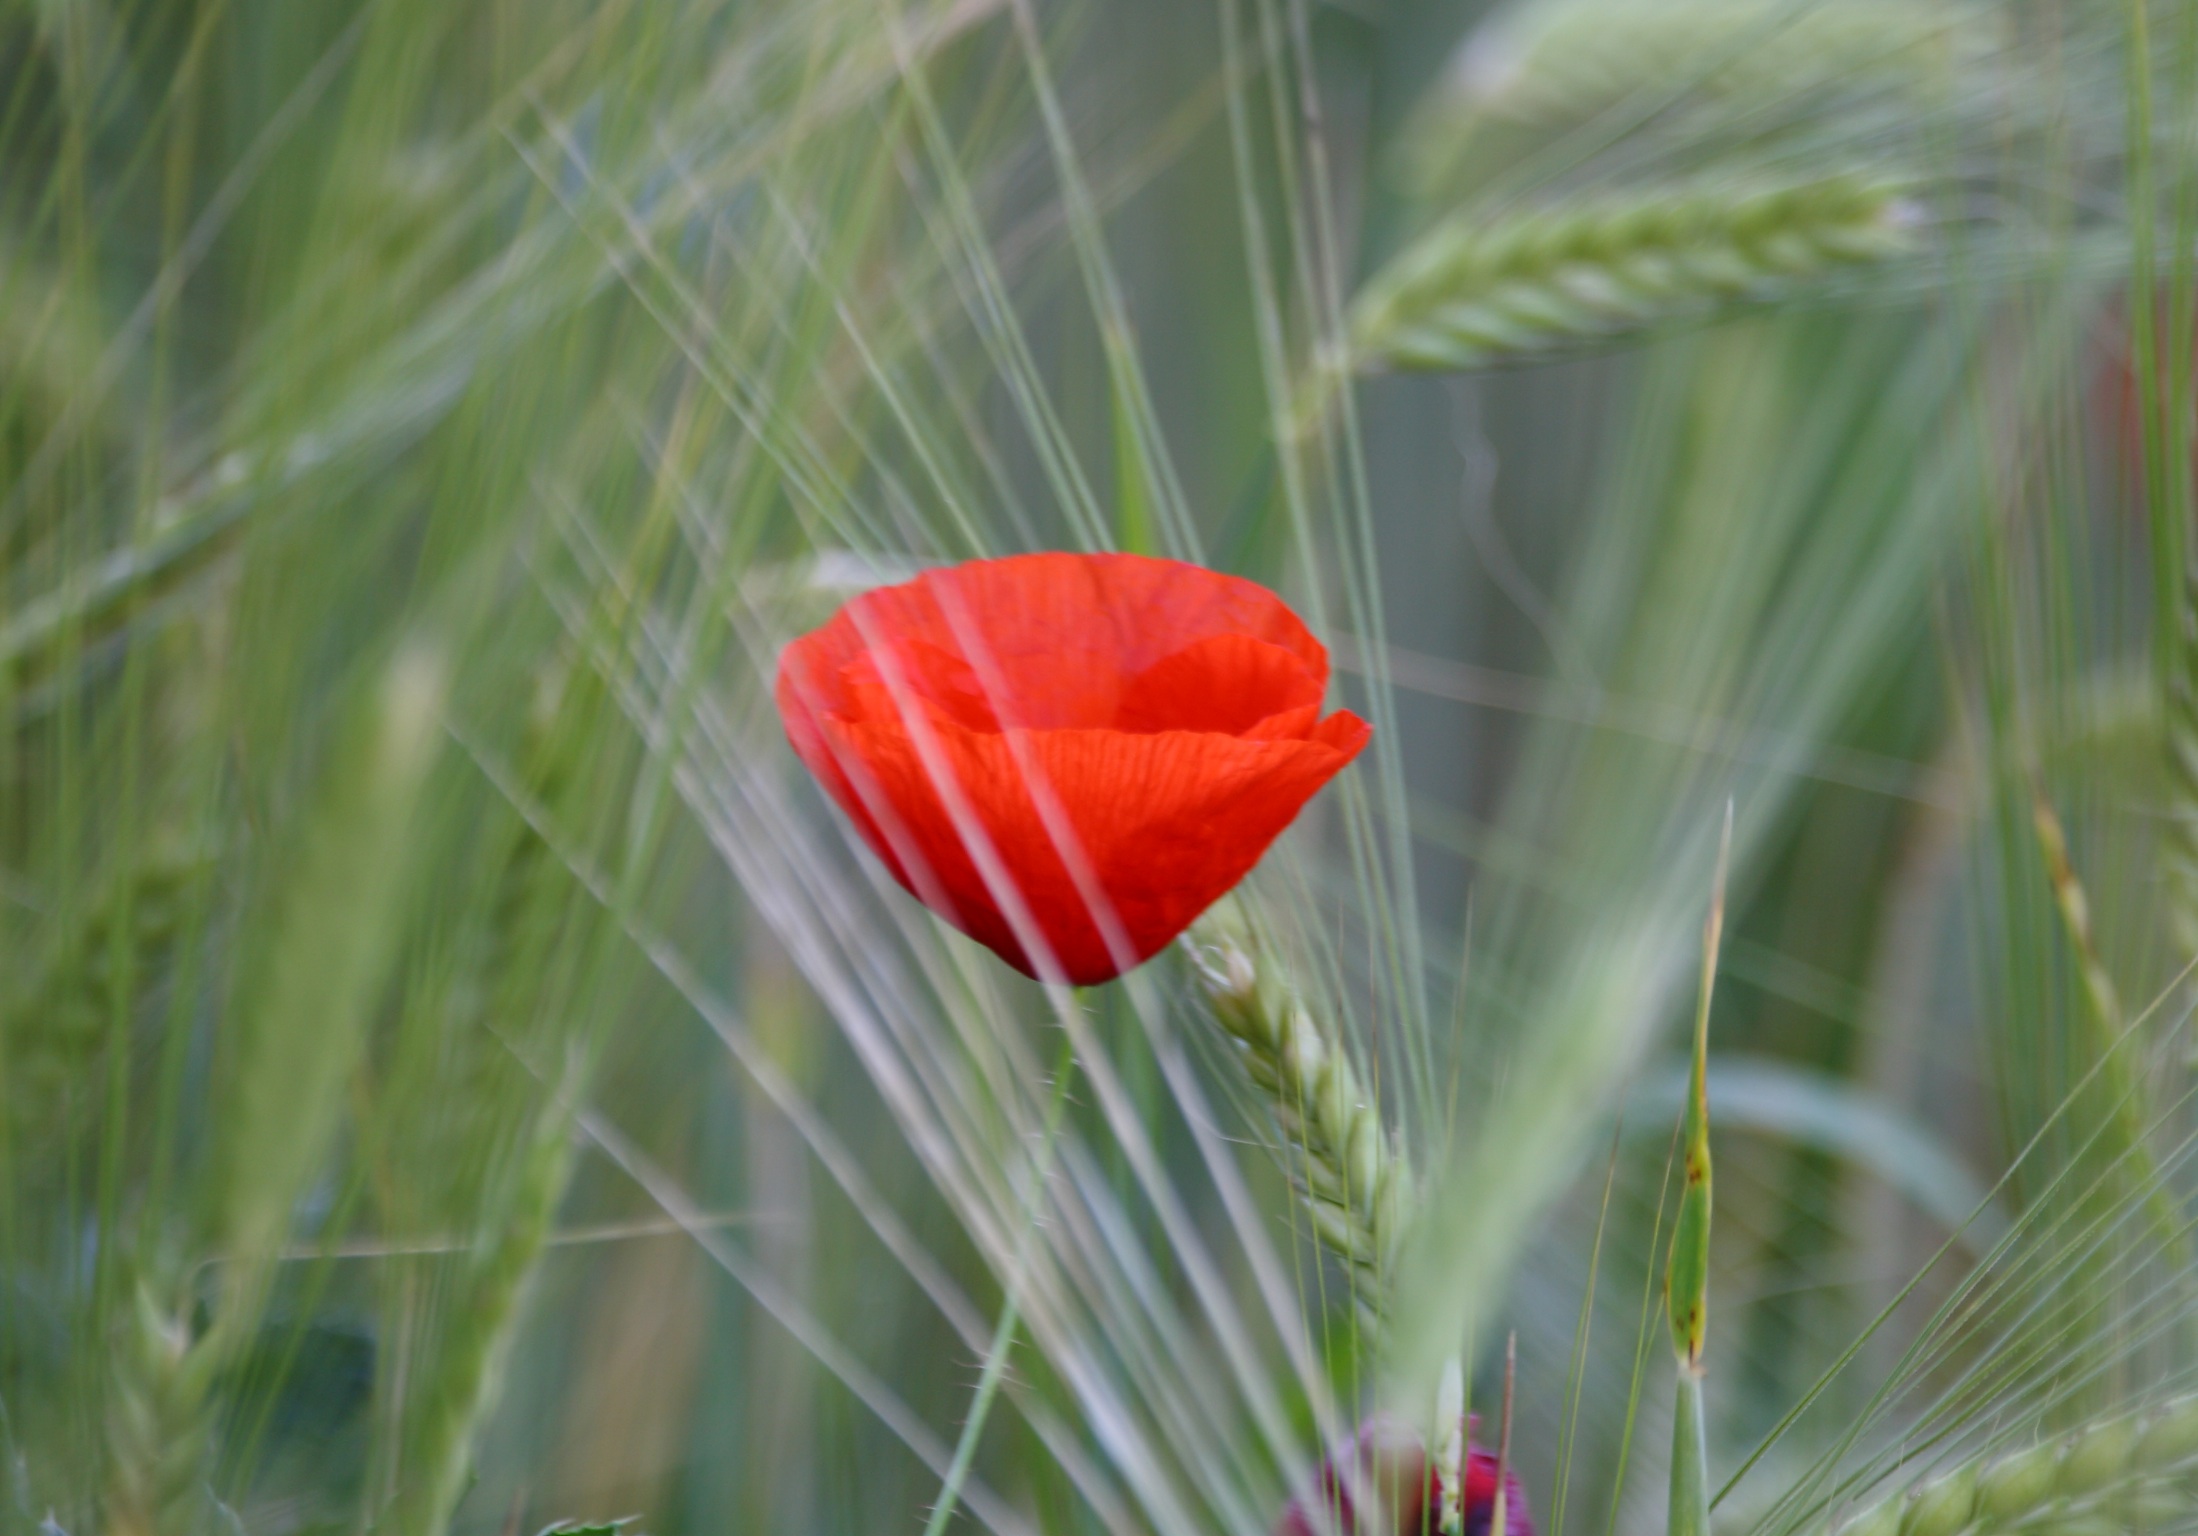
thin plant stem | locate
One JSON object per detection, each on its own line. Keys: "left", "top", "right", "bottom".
{"left": 1666, "top": 805, "right": 1729, "bottom": 1536}
{"left": 923, "top": 1027, "right": 1081, "bottom": 1536}
{"left": 1551, "top": 1125, "right": 1626, "bottom": 1536}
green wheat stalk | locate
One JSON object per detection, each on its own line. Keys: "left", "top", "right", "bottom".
{"left": 2028, "top": 786, "right": 2194, "bottom": 1284}
{"left": 1666, "top": 806, "right": 1729, "bottom": 1536}
{"left": 383, "top": 1087, "right": 580, "bottom": 1536}
{"left": 1350, "top": 172, "right": 1916, "bottom": 373}
{"left": 1187, "top": 897, "right": 1415, "bottom": 1322}
{"left": 375, "top": 654, "right": 608, "bottom": 1536}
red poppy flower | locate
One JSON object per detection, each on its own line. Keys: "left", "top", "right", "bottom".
{"left": 775, "top": 552, "right": 1370, "bottom": 985}
{"left": 1275, "top": 1417, "right": 1532, "bottom": 1536}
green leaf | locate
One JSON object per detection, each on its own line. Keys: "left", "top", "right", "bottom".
{"left": 1623, "top": 1058, "right": 2008, "bottom": 1252}
{"left": 1666, "top": 807, "right": 1727, "bottom": 1536}
{"left": 1663, "top": 805, "right": 1729, "bottom": 1371}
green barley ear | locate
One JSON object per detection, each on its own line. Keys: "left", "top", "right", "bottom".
{"left": 107, "top": 644, "right": 444, "bottom": 1536}
{"left": 1188, "top": 897, "right": 1415, "bottom": 1322}
{"left": 103, "top": 1278, "right": 220, "bottom": 1536}
{"left": 2165, "top": 595, "right": 2198, "bottom": 967}
{"left": 207, "top": 643, "right": 446, "bottom": 1338}
{"left": 1834, "top": 1396, "right": 2198, "bottom": 1536}
{"left": 384, "top": 1090, "right": 580, "bottom": 1536}
{"left": 1350, "top": 173, "right": 1916, "bottom": 373}
{"left": 7, "top": 835, "right": 214, "bottom": 1154}
{"left": 1389, "top": 0, "right": 2004, "bottom": 208}
{"left": 374, "top": 656, "right": 601, "bottom": 1536}
{"left": 1409, "top": 0, "right": 1996, "bottom": 144}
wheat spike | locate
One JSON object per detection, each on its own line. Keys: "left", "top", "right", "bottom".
{"left": 7, "top": 837, "right": 211, "bottom": 1151}
{"left": 376, "top": 660, "right": 593, "bottom": 1536}
{"left": 104, "top": 1282, "right": 217, "bottom": 1536}
{"left": 1187, "top": 899, "right": 1414, "bottom": 1320}
{"left": 386, "top": 1099, "right": 578, "bottom": 1536}
{"left": 1350, "top": 172, "right": 1915, "bottom": 374}
{"left": 1832, "top": 1395, "right": 2198, "bottom": 1536}
{"left": 2165, "top": 588, "right": 2198, "bottom": 966}
{"left": 1436, "top": 0, "right": 1998, "bottom": 137}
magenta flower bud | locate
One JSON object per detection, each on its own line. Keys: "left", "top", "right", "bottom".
{"left": 1274, "top": 1416, "right": 1533, "bottom": 1536}
{"left": 1452, "top": 1432, "right": 1533, "bottom": 1536}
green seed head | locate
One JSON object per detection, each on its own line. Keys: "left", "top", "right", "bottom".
{"left": 1282, "top": 1022, "right": 1326, "bottom": 1084}
{"left": 2135, "top": 1396, "right": 2198, "bottom": 1473}
{"left": 1900, "top": 1466, "right": 1977, "bottom": 1536}
{"left": 1976, "top": 1441, "right": 2058, "bottom": 1521}
{"left": 2056, "top": 1416, "right": 2137, "bottom": 1497}
{"left": 1835, "top": 1494, "right": 1903, "bottom": 1536}
{"left": 2033, "top": 1516, "right": 2120, "bottom": 1536}
{"left": 2113, "top": 1480, "right": 2192, "bottom": 1528}
{"left": 1188, "top": 909, "right": 1415, "bottom": 1321}
{"left": 1310, "top": 1199, "right": 1361, "bottom": 1259}
{"left": 1345, "top": 1110, "right": 1383, "bottom": 1200}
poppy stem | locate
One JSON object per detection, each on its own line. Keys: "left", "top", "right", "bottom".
{"left": 922, "top": 1026, "right": 1079, "bottom": 1536}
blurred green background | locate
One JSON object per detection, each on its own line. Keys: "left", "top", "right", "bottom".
{"left": 3, "top": 1, "right": 2194, "bottom": 1534}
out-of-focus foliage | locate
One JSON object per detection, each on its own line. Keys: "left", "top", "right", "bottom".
{"left": 2, "top": 1, "right": 2196, "bottom": 1535}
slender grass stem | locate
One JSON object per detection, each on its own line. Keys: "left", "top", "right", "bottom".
{"left": 2028, "top": 786, "right": 2194, "bottom": 1286}
{"left": 923, "top": 1028, "right": 1079, "bottom": 1536}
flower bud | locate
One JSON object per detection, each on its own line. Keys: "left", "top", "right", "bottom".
{"left": 1272, "top": 1418, "right": 1533, "bottom": 1536}
{"left": 1452, "top": 1441, "right": 1534, "bottom": 1536}
{"left": 1274, "top": 1417, "right": 1433, "bottom": 1536}
{"left": 776, "top": 553, "right": 1370, "bottom": 985}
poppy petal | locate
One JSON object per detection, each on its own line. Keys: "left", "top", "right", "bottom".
{"left": 795, "top": 553, "right": 1332, "bottom": 729}
{"left": 840, "top": 637, "right": 1002, "bottom": 731}
{"left": 1116, "top": 633, "right": 1325, "bottom": 735}
{"left": 816, "top": 713, "right": 1368, "bottom": 983}
{"left": 1310, "top": 709, "right": 1375, "bottom": 755}
{"left": 777, "top": 552, "right": 1369, "bottom": 983}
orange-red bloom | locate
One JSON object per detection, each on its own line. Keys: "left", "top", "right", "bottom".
{"left": 776, "top": 552, "right": 1370, "bottom": 985}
